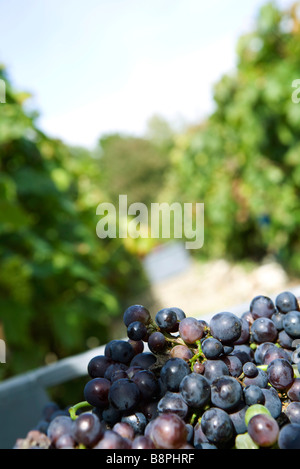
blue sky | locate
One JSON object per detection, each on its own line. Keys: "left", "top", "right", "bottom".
{"left": 0, "top": 0, "right": 294, "bottom": 148}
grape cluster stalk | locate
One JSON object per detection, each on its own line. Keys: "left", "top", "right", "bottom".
{"left": 14, "top": 291, "right": 300, "bottom": 449}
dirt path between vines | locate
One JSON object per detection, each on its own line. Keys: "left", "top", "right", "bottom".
{"left": 137, "top": 259, "right": 300, "bottom": 320}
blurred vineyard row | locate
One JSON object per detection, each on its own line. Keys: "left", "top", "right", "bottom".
{"left": 0, "top": 67, "right": 152, "bottom": 380}
{"left": 161, "top": 1, "right": 300, "bottom": 272}
{"left": 1, "top": 1, "right": 300, "bottom": 383}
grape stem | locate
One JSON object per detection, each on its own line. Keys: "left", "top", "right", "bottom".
{"left": 161, "top": 332, "right": 187, "bottom": 346}
{"left": 189, "top": 340, "right": 205, "bottom": 370}
{"left": 189, "top": 404, "right": 210, "bottom": 425}
{"left": 189, "top": 413, "right": 197, "bottom": 425}
{"left": 68, "top": 401, "right": 92, "bottom": 420}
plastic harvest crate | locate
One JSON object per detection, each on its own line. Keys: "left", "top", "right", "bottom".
{"left": 1, "top": 287, "right": 300, "bottom": 449}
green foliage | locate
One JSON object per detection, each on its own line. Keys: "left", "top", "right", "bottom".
{"left": 98, "top": 129, "right": 171, "bottom": 208}
{"left": 162, "top": 1, "right": 300, "bottom": 274}
{"left": 0, "top": 68, "right": 149, "bottom": 380}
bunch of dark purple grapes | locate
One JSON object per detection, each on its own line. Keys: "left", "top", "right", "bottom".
{"left": 14, "top": 291, "right": 300, "bottom": 449}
